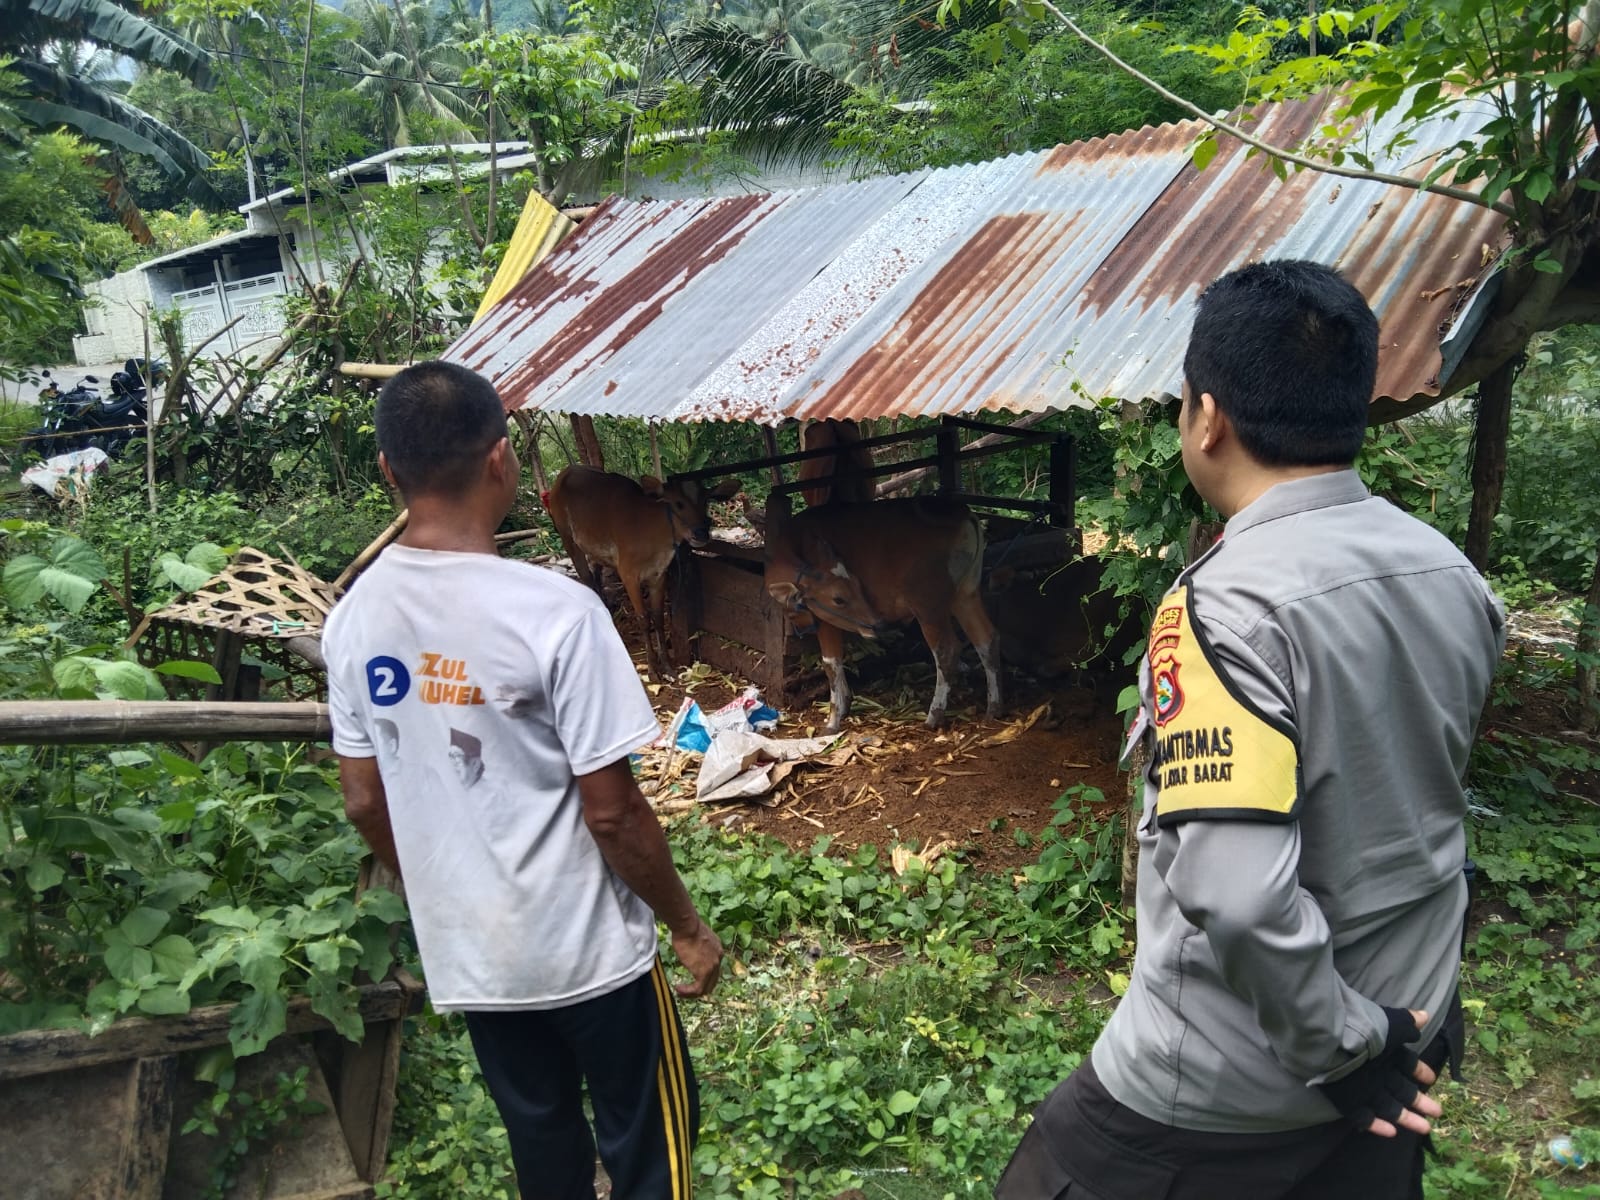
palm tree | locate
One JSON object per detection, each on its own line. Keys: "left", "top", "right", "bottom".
{"left": 335, "top": 0, "right": 483, "bottom": 148}
{"left": 670, "top": 0, "right": 997, "bottom": 165}
{"left": 2, "top": 0, "right": 218, "bottom": 201}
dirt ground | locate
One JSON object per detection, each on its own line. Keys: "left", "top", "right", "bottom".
{"left": 620, "top": 615, "right": 1132, "bottom": 872}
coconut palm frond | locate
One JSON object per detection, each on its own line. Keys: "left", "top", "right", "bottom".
{"left": 672, "top": 19, "right": 854, "bottom": 165}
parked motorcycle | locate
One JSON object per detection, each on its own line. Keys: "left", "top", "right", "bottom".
{"left": 90, "top": 358, "right": 167, "bottom": 458}
{"left": 24, "top": 371, "right": 102, "bottom": 459}
{"left": 23, "top": 359, "right": 167, "bottom": 460}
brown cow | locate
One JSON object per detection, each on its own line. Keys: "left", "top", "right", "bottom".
{"left": 546, "top": 465, "right": 738, "bottom": 678}
{"left": 985, "top": 556, "right": 1142, "bottom": 685}
{"left": 798, "top": 419, "right": 876, "bottom": 507}
{"left": 765, "top": 497, "right": 1003, "bottom": 732}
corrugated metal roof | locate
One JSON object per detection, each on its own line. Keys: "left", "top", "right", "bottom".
{"left": 472, "top": 190, "right": 576, "bottom": 323}
{"left": 445, "top": 91, "right": 1508, "bottom": 423}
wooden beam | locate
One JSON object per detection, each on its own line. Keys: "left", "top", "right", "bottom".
{"left": 0, "top": 701, "right": 330, "bottom": 745}
{"left": 876, "top": 410, "right": 1055, "bottom": 497}
{"left": 0, "top": 979, "right": 421, "bottom": 1081}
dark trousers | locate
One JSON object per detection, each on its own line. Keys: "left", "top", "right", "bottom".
{"left": 996, "top": 997, "right": 1462, "bottom": 1200}
{"left": 464, "top": 960, "right": 699, "bottom": 1200}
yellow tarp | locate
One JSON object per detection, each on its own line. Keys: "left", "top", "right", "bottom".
{"left": 472, "top": 190, "right": 577, "bottom": 325}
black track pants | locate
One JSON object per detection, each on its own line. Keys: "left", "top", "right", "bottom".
{"left": 996, "top": 993, "right": 1463, "bottom": 1200}
{"left": 464, "top": 959, "right": 699, "bottom": 1200}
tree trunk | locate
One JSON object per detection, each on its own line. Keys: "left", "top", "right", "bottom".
{"left": 569, "top": 414, "right": 604, "bottom": 469}
{"left": 1579, "top": 538, "right": 1600, "bottom": 733}
{"left": 1464, "top": 359, "right": 1516, "bottom": 573}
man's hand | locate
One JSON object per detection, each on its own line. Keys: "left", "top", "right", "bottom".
{"left": 1318, "top": 1007, "right": 1445, "bottom": 1138}
{"left": 670, "top": 919, "right": 724, "bottom": 999}
{"left": 1364, "top": 1009, "right": 1441, "bottom": 1138}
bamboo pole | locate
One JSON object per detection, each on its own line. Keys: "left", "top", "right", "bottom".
{"left": 0, "top": 701, "right": 329, "bottom": 745}
{"left": 337, "top": 362, "right": 408, "bottom": 381}
{"left": 334, "top": 509, "right": 408, "bottom": 591}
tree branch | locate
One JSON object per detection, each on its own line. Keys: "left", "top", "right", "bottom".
{"left": 1033, "top": 0, "right": 1519, "bottom": 219}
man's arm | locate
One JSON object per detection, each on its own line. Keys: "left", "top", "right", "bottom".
{"left": 1160, "top": 820, "right": 1439, "bottom": 1136}
{"left": 578, "top": 758, "right": 723, "bottom": 999}
{"left": 1150, "top": 594, "right": 1438, "bottom": 1135}
{"left": 338, "top": 755, "right": 402, "bottom": 878}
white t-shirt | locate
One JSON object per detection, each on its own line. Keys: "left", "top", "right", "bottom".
{"left": 323, "top": 545, "right": 662, "bottom": 1010}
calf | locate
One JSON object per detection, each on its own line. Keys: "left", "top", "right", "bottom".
{"left": 765, "top": 497, "right": 1003, "bottom": 732}
{"left": 546, "top": 465, "right": 738, "bottom": 678}
{"left": 798, "top": 419, "right": 876, "bottom": 507}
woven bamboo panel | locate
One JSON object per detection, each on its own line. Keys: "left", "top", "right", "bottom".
{"left": 144, "top": 546, "right": 339, "bottom": 639}
{"left": 127, "top": 547, "right": 337, "bottom": 702}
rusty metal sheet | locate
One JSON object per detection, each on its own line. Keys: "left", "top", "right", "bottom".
{"left": 446, "top": 91, "right": 1507, "bottom": 424}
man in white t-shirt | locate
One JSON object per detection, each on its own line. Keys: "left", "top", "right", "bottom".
{"left": 324, "top": 361, "right": 723, "bottom": 1200}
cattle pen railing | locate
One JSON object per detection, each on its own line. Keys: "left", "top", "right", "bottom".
{"left": 668, "top": 414, "right": 1077, "bottom": 530}
{"left": 662, "top": 415, "right": 1081, "bottom": 706}
{"left": 0, "top": 698, "right": 419, "bottom": 1200}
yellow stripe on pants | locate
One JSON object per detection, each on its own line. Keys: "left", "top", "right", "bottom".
{"left": 650, "top": 960, "right": 693, "bottom": 1198}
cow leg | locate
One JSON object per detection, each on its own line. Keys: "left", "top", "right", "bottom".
{"left": 916, "top": 615, "right": 963, "bottom": 730}
{"left": 617, "top": 567, "right": 660, "bottom": 679}
{"left": 646, "top": 572, "right": 672, "bottom": 681}
{"left": 952, "top": 588, "right": 1006, "bottom": 720}
{"left": 816, "top": 621, "right": 851, "bottom": 734}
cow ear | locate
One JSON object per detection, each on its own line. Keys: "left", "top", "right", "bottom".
{"left": 767, "top": 580, "right": 800, "bottom": 605}
{"left": 709, "top": 477, "right": 741, "bottom": 499}
{"left": 640, "top": 475, "right": 665, "bottom": 497}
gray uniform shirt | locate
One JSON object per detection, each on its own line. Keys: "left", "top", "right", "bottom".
{"left": 1092, "top": 471, "right": 1506, "bottom": 1133}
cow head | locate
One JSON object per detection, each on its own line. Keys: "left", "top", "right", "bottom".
{"left": 642, "top": 475, "right": 740, "bottom": 548}
{"left": 766, "top": 528, "right": 883, "bottom": 638}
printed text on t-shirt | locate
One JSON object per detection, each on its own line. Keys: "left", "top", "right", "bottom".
{"left": 418, "top": 652, "right": 486, "bottom": 706}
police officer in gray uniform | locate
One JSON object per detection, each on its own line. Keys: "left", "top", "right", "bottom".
{"left": 996, "top": 260, "right": 1506, "bottom": 1200}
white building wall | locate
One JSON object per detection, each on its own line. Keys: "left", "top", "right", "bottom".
{"left": 75, "top": 268, "right": 155, "bottom": 364}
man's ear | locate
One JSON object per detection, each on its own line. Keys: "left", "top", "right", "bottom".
{"left": 1197, "top": 392, "right": 1225, "bottom": 453}
{"left": 379, "top": 450, "right": 400, "bottom": 491}
{"left": 488, "top": 436, "right": 515, "bottom": 481}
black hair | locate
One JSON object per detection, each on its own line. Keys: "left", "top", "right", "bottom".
{"left": 375, "top": 361, "right": 508, "bottom": 496}
{"left": 1182, "top": 260, "right": 1377, "bottom": 466}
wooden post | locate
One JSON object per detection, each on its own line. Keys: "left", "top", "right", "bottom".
{"left": 764, "top": 490, "right": 793, "bottom": 705}
{"left": 648, "top": 420, "right": 663, "bottom": 480}
{"left": 669, "top": 550, "right": 701, "bottom": 670}
{"left": 1465, "top": 359, "right": 1515, "bottom": 573}
{"left": 115, "top": 1055, "right": 177, "bottom": 1199}
{"left": 936, "top": 421, "right": 960, "bottom": 494}
{"left": 570, "top": 414, "right": 604, "bottom": 469}
{"left": 205, "top": 631, "right": 245, "bottom": 704}
{"left": 761, "top": 426, "right": 784, "bottom": 488}
{"left": 1049, "top": 434, "right": 1076, "bottom": 529}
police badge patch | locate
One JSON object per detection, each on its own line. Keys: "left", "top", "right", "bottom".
{"left": 1144, "top": 586, "right": 1301, "bottom": 825}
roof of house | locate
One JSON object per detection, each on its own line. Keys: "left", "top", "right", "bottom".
{"left": 444, "top": 90, "right": 1509, "bottom": 424}
{"left": 138, "top": 228, "right": 282, "bottom": 273}
{"left": 237, "top": 141, "right": 536, "bottom": 215}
